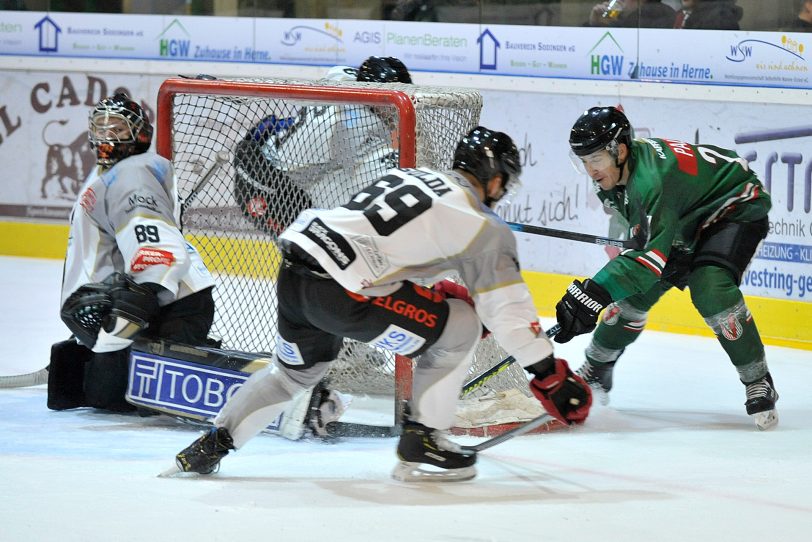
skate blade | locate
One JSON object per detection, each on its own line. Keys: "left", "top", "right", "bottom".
{"left": 753, "top": 409, "right": 778, "bottom": 431}
{"left": 157, "top": 464, "right": 183, "bottom": 478}
{"left": 593, "top": 387, "right": 610, "bottom": 406}
{"left": 391, "top": 461, "right": 476, "bottom": 483}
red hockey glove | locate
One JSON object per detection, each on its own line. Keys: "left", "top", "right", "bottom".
{"left": 527, "top": 356, "right": 592, "bottom": 425}
{"left": 555, "top": 279, "right": 612, "bottom": 344}
{"left": 432, "top": 280, "right": 490, "bottom": 338}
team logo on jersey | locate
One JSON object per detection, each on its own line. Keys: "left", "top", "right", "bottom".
{"left": 303, "top": 218, "right": 356, "bottom": 269}
{"left": 529, "top": 321, "right": 542, "bottom": 336}
{"left": 131, "top": 247, "right": 174, "bottom": 272}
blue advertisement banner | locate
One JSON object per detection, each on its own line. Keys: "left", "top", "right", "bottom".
{"left": 127, "top": 351, "right": 283, "bottom": 430}
{"left": 1, "top": 11, "right": 810, "bottom": 89}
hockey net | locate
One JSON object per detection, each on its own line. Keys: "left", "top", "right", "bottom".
{"left": 156, "top": 76, "right": 545, "bottom": 436}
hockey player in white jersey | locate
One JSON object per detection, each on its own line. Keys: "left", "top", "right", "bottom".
{"left": 174, "top": 126, "right": 592, "bottom": 481}
{"left": 49, "top": 93, "right": 216, "bottom": 413}
{"left": 233, "top": 56, "right": 412, "bottom": 236}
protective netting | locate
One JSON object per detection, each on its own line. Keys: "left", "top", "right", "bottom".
{"left": 164, "top": 77, "right": 534, "bottom": 428}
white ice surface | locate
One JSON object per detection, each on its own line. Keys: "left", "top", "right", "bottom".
{"left": 1, "top": 255, "right": 811, "bottom": 542}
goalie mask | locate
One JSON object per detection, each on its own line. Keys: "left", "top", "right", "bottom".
{"left": 452, "top": 126, "right": 522, "bottom": 207}
{"left": 88, "top": 93, "right": 153, "bottom": 167}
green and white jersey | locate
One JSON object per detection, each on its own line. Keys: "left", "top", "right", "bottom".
{"left": 593, "top": 138, "right": 771, "bottom": 301}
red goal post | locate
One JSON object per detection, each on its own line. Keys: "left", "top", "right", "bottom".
{"left": 155, "top": 75, "right": 548, "bottom": 437}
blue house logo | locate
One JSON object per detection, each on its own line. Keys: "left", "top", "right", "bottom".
{"left": 34, "top": 15, "right": 61, "bottom": 53}
{"left": 478, "top": 28, "right": 500, "bottom": 70}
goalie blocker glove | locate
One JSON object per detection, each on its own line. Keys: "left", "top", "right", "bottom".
{"left": 554, "top": 279, "right": 612, "bottom": 344}
{"left": 527, "top": 355, "right": 592, "bottom": 425}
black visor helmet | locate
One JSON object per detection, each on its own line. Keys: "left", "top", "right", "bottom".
{"left": 453, "top": 126, "right": 522, "bottom": 206}
{"left": 569, "top": 106, "right": 631, "bottom": 157}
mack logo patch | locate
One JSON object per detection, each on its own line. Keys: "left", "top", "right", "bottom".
{"left": 126, "top": 352, "right": 283, "bottom": 430}
{"left": 303, "top": 218, "right": 356, "bottom": 269}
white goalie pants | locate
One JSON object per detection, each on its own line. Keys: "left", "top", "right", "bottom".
{"left": 213, "top": 298, "right": 482, "bottom": 448}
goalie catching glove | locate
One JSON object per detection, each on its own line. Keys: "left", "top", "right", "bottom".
{"left": 527, "top": 355, "right": 592, "bottom": 425}
{"left": 60, "top": 272, "right": 160, "bottom": 353}
{"left": 554, "top": 279, "right": 612, "bottom": 344}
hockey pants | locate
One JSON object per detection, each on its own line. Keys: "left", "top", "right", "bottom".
{"left": 587, "top": 264, "right": 768, "bottom": 383}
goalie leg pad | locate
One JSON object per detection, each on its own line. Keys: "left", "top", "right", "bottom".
{"left": 47, "top": 339, "right": 92, "bottom": 410}
{"left": 85, "top": 349, "right": 137, "bottom": 412}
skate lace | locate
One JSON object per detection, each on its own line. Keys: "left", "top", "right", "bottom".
{"left": 576, "top": 361, "right": 596, "bottom": 381}
{"left": 745, "top": 379, "right": 771, "bottom": 401}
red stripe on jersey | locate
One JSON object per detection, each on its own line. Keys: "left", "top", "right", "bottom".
{"left": 664, "top": 139, "right": 698, "bottom": 175}
{"left": 635, "top": 255, "right": 663, "bottom": 276}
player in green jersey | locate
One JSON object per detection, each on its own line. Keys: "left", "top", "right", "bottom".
{"left": 554, "top": 105, "right": 778, "bottom": 430}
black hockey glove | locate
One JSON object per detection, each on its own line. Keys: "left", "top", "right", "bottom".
{"left": 554, "top": 279, "right": 612, "bottom": 344}
{"left": 661, "top": 249, "right": 693, "bottom": 290}
{"left": 95, "top": 274, "right": 160, "bottom": 353}
{"left": 527, "top": 355, "right": 592, "bottom": 425}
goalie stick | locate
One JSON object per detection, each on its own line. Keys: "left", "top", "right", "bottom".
{"left": 0, "top": 366, "right": 49, "bottom": 389}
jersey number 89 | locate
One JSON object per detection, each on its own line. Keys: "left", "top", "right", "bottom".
{"left": 134, "top": 224, "right": 160, "bottom": 243}
{"left": 344, "top": 175, "right": 433, "bottom": 236}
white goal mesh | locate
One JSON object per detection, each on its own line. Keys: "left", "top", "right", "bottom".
{"left": 156, "top": 76, "right": 537, "bottom": 434}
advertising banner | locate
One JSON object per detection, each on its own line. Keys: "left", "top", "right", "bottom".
{"left": 1, "top": 12, "right": 810, "bottom": 89}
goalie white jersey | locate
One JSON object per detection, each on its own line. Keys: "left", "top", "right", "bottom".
{"left": 61, "top": 153, "right": 215, "bottom": 308}
{"left": 280, "top": 167, "right": 554, "bottom": 366}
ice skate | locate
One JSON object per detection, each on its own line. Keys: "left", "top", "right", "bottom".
{"left": 392, "top": 420, "right": 476, "bottom": 482}
{"left": 175, "top": 427, "right": 235, "bottom": 474}
{"left": 575, "top": 360, "right": 616, "bottom": 406}
{"left": 744, "top": 373, "right": 779, "bottom": 431}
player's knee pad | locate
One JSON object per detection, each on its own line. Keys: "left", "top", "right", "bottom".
{"left": 419, "top": 298, "right": 480, "bottom": 371}
{"left": 691, "top": 218, "right": 768, "bottom": 285}
{"left": 47, "top": 339, "right": 92, "bottom": 410}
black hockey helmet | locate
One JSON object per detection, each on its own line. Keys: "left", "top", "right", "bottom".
{"left": 569, "top": 106, "right": 631, "bottom": 157}
{"left": 453, "top": 126, "right": 522, "bottom": 205}
{"left": 88, "top": 92, "right": 153, "bottom": 167}
{"left": 356, "top": 56, "right": 412, "bottom": 84}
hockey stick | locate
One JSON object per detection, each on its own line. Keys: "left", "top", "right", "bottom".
{"left": 461, "top": 324, "right": 560, "bottom": 396}
{"left": 507, "top": 222, "right": 644, "bottom": 250}
{"left": 461, "top": 413, "right": 556, "bottom": 452}
{"left": 180, "top": 150, "right": 230, "bottom": 218}
{"left": 0, "top": 366, "right": 49, "bottom": 389}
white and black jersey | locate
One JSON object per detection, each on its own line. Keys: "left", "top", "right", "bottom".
{"left": 61, "top": 153, "right": 215, "bottom": 308}
{"left": 279, "top": 167, "right": 554, "bottom": 367}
